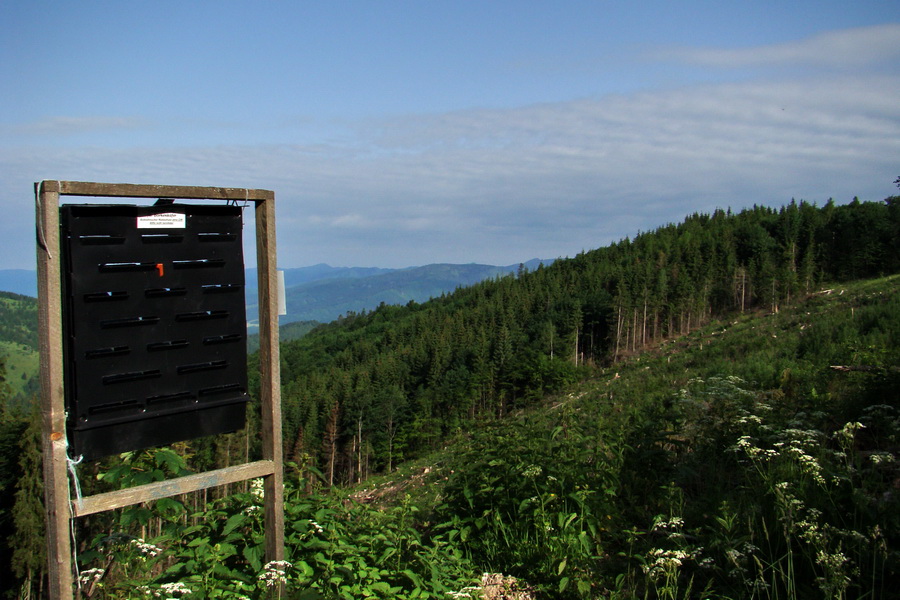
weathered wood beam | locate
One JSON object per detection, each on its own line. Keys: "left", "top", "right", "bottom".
{"left": 46, "top": 180, "right": 274, "bottom": 201}
{"left": 256, "top": 191, "right": 285, "bottom": 562}
{"left": 72, "top": 460, "right": 277, "bottom": 517}
{"left": 36, "top": 181, "right": 74, "bottom": 599}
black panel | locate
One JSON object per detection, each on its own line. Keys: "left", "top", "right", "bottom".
{"left": 60, "top": 204, "right": 249, "bottom": 460}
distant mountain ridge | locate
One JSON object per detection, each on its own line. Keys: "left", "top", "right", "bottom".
{"left": 0, "top": 259, "right": 553, "bottom": 329}
{"left": 244, "top": 263, "right": 395, "bottom": 299}
{"left": 246, "top": 259, "right": 550, "bottom": 326}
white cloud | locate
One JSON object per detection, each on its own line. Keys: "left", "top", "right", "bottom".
{"left": 2, "top": 43, "right": 898, "bottom": 270}
{"left": 654, "top": 23, "right": 900, "bottom": 69}
{"left": 7, "top": 116, "right": 149, "bottom": 136}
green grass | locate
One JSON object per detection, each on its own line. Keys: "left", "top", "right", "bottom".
{"left": 0, "top": 341, "right": 38, "bottom": 400}
{"left": 0, "top": 291, "right": 39, "bottom": 403}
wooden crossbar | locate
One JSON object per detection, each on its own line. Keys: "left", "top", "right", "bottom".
{"left": 72, "top": 460, "right": 277, "bottom": 517}
{"left": 41, "top": 180, "right": 274, "bottom": 201}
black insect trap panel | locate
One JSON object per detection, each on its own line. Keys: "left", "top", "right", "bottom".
{"left": 61, "top": 203, "right": 250, "bottom": 460}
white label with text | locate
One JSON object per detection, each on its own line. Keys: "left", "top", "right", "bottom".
{"left": 137, "top": 212, "right": 186, "bottom": 229}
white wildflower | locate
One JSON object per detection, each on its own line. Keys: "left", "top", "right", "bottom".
{"left": 783, "top": 445, "right": 827, "bottom": 485}
{"left": 837, "top": 421, "right": 865, "bottom": 440}
{"left": 644, "top": 548, "right": 690, "bottom": 576}
{"left": 737, "top": 414, "right": 763, "bottom": 425}
{"left": 816, "top": 550, "right": 849, "bottom": 570}
{"left": 869, "top": 452, "right": 895, "bottom": 465}
{"left": 782, "top": 428, "right": 823, "bottom": 445}
{"left": 250, "top": 478, "right": 265, "bottom": 502}
{"left": 158, "top": 582, "right": 192, "bottom": 597}
{"left": 258, "top": 560, "right": 292, "bottom": 587}
{"left": 734, "top": 436, "right": 778, "bottom": 461}
{"left": 521, "top": 464, "right": 542, "bottom": 478}
{"left": 131, "top": 538, "right": 162, "bottom": 558}
{"left": 652, "top": 516, "right": 684, "bottom": 532}
{"left": 78, "top": 567, "right": 104, "bottom": 587}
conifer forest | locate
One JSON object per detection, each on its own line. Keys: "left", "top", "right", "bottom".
{"left": 1, "top": 195, "right": 899, "bottom": 598}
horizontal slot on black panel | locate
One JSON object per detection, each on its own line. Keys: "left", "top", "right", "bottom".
{"left": 88, "top": 399, "right": 140, "bottom": 415}
{"left": 199, "top": 383, "right": 245, "bottom": 397}
{"left": 198, "top": 232, "right": 237, "bottom": 242}
{"left": 177, "top": 360, "right": 227, "bottom": 374}
{"left": 145, "top": 287, "right": 187, "bottom": 298}
{"left": 78, "top": 234, "right": 126, "bottom": 245}
{"left": 102, "top": 369, "right": 161, "bottom": 385}
{"left": 203, "top": 333, "right": 243, "bottom": 345}
{"left": 176, "top": 310, "right": 229, "bottom": 321}
{"left": 172, "top": 259, "right": 226, "bottom": 269}
{"left": 85, "top": 346, "right": 130, "bottom": 359}
{"left": 201, "top": 283, "right": 243, "bottom": 294}
{"left": 141, "top": 233, "right": 184, "bottom": 243}
{"left": 101, "top": 315, "right": 159, "bottom": 328}
{"left": 84, "top": 291, "right": 129, "bottom": 302}
{"left": 99, "top": 262, "right": 157, "bottom": 272}
{"left": 147, "top": 339, "right": 189, "bottom": 351}
{"left": 146, "top": 391, "right": 194, "bottom": 405}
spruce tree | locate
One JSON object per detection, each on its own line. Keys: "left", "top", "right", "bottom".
{"left": 11, "top": 406, "right": 45, "bottom": 595}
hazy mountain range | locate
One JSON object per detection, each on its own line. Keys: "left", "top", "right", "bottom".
{"left": 246, "top": 259, "right": 549, "bottom": 328}
{"left": 0, "top": 259, "right": 551, "bottom": 327}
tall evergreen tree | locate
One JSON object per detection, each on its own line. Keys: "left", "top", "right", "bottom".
{"left": 11, "top": 406, "right": 45, "bottom": 596}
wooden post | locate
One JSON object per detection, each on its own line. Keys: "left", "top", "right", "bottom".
{"left": 35, "top": 181, "right": 284, "bottom": 598}
{"left": 36, "top": 180, "right": 75, "bottom": 599}
{"left": 256, "top": 194, "right": 285, "bottom": 563}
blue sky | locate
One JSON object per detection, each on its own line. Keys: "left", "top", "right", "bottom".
{"left": 2, "top": 1, "right": 899, "bottom": 270}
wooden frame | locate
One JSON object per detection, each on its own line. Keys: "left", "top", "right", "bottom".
{"left": 36, "top": 181, "right": 284, "bottom": 599}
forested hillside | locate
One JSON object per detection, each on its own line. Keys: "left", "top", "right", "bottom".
{"left": 273, "top": 198, "right": 900, "bottom": 486}
{"left": 2, "top": 196, "right": 899, "bottom": 598}
{"left": 14, "top": 255, "right": 896, "bottom": 599}
{"left": 0, "top": 291, "right": 39, "bottom": 403}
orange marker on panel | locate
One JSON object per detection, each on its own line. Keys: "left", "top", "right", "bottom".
{"left": 156, "top": 263, "right": 164, "bottom": 277}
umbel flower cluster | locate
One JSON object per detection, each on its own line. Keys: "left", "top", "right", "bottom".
{"left": 132, "top": 538, "right": 163, "bottom": 559}
{"left": 258, "top": 560, "right": 293, "bottom": 588}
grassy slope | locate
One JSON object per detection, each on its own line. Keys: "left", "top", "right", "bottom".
{"left": 352, "top": 274, "right": 900, "bottom": 505}
{"left": 0, "top": 293, "right": 38, "bottom": 401}
{"left": 339, "top": 275, "right": 899, "bottom": 598}
{"left": 0, "top": 341, "right": 39, "bottom": 399}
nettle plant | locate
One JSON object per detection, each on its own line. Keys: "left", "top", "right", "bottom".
{"left": 76, "top": 449, "right": 479, "bottom": 599}
{"left": 433, "top": 406, "right": 627, "bottom": 599}
{"left": 76, "top": 450, "right": 294, "bottom": 599}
